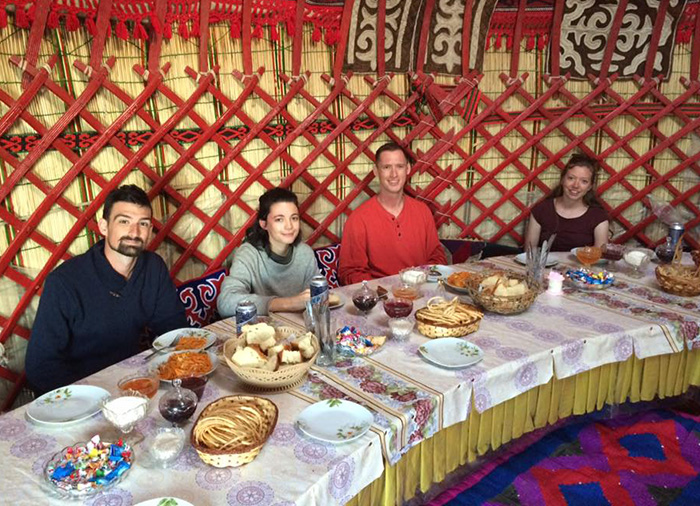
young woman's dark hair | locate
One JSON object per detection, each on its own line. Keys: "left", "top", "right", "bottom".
{"left": 103, "top": 185, "right": 152, "bottom": 220}
{"left": 245, "top": 188, "right": 301, "bottom": 249}
{"left": 549, "top": 154, "right": 602, "bottom": 208}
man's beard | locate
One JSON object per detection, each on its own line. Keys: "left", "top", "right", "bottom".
{"left": 115, "top": 237, "right": 145, "bottom": 257}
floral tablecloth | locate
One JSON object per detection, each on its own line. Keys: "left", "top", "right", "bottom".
{"left": 272, "top": 254, "right": 700, "bottom": 465}
{"left": 0, "top": 316, "right": 384, "bottom": 506}
{"left": 3, "top": 255, "right": 698, "bottom": 505}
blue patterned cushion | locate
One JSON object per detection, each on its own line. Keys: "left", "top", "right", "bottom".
{"left": 176, "top": 268, "right": 227, "bottom": 328}
{"left": 313, "top": 244, "right": 341, "bottom": 288}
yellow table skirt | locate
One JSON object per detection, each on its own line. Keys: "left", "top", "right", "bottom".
{"left": 348, "top": 348, "right": 700, "bottom": 506}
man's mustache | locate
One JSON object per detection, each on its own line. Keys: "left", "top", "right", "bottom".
{"left": 119, "top": 237, "right": 144, "bottom": 244}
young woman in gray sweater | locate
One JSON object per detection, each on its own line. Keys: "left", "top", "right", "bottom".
{"left": 217, "top": 188, "right": 320, "bottom": 316}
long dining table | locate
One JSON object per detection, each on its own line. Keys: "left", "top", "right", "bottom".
{"left": 1, "top": 252, "right": 699, "bottom": 505}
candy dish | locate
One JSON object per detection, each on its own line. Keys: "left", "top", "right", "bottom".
{"left": 336, "top": 326, "right": 386, "bottom": 356}
{"left": 44, "top": 435, "right": 133, "bottom": 498}
{"left": 565, "top": 268, "right": 615, "bottom": 291}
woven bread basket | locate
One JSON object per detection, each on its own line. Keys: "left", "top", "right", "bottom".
{"left": 191, "top": 395, "right": 278, "bottom": 468}
{"left": 414, "top": 299, "right": 482, "bottom": 338}
{"left": 223, "top": 327, "right": 319, "bottom": 391}
{"left": 655, "top": 235, "right": 700, "bottom": 297}
{"left": 465, "top": 271, "right": 539, "bottom": 315}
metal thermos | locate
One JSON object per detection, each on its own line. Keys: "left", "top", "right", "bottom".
{"left": 310, "top": 275, "right": 334, "bottom": 366}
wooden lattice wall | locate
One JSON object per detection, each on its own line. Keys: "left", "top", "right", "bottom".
{"left": 1, "top": 1, "right": 700, "bottom": 410}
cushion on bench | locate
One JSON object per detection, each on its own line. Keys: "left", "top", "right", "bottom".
{"left": 176, "top": 268, "right": 227, "bottom": 328}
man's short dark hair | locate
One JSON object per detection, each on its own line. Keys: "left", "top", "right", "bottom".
{"left": 375, "top": 142, "right": 414, "bottom": 166}
{"left": 103, "top": 185, "right": 152, "bottom": 220}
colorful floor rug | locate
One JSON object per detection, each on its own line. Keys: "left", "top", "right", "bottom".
{"left": 430, "top": 409, "right": 700, "bottom": 505}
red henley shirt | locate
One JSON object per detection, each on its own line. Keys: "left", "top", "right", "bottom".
{"left": 338, "top": 196, "right": 447, "bottom": 285}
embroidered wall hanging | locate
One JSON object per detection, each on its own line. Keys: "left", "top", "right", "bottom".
{"left": 344, "top": 0, "right": 499, "bottom": 74}
{"left": 557, "top": 0, "right": 688, "bottom": 79}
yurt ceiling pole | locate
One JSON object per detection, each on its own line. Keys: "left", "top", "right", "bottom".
{"left": 21, "top": 0, "right": 51, "bottom": 89}
{"left": 418, "top": 94, "right": 549, "bottom": 238}
{"left": 99, "top": 67, "right": 240, "bottom": 246}
{"left": 0, "top": 62, "right": 214, "bottom": 347}
{"left": 403, "top": 75, "right": 477, "bottom": 142}
{"left": 0, "top": 54, "right": 56, "bottom": 137}
{"left": 174, "top": 75, "right": 345, "bottom": 275}
{"left": 416, "top": 0, "right": 436, "bottom": 74}
{"left": 225, "top": 74, "right": 357, "bottom": 239}
{"left": 354, "top": 72, "right": 530, "bottom": 235}
{"left": 458, "top": 75, "right": 612, "bottom": 234}
{"left": 148, "top": 0, "right": 168, "bottom": 77}
{"left": 333, "top": 0, "right": 355, "bottom": 83}
{"left": 0, "top": 60, "right": 166, "bottom": 278}
{"left": 0, "top": 57, "right": 115, "bottom": 205}
{"left": 198, "top": 0, "right": 211, "bottom": 72}
{"left": 148, "top": 70, "right": 267, "bottom": 257}
{"left": 548, "top": 0, "right": 565, "bottom": 77}
{"left": 304, "top": 75, "right": 434, "bottom": 243}
{"left": 241, "top": 0, "right": 253, "bottom": 75}
{"left": 643, "top": 0, "right": 671, "bottom": 81}
{"left": 554, "top": 81, "right": 700, "bottom": 228}
{"left": 19, "top": 57, "right": 213, "bottom": 268}
{"left": 461, "top": 0, "right": 474, "bottom": 76}
{"left": 292, "top": 0, "right": 305, "bottom": 77}
{"left": 0, "top": 90, "right": 104, "bottom": 245}
{"left": 598, "top": 0, "right": 629, "bottom": 82}
{"left": 691, "top": 1, "right": 700, "bottom": 81}
{"left": 88, "top": 0, "right": 113, "bottom": 70}
{"left": 376, "top": 0, "right": 386, "bottom": 77}
{"left": 508, "top": 0, "right": 527, "bottom": 78}
{"left": 432, "top": 75, "right": 570, "bottom": 230}
{"left": 145, "top": 70, "right": 260, "bottom": 201}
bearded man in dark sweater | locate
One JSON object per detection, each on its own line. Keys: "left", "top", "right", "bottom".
{"left": 25, "top": 185, "right": 188, "bottom": 395}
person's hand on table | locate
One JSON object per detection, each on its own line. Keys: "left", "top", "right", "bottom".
{"left": 268, "top": 289, "right": 310, "bottom": 312}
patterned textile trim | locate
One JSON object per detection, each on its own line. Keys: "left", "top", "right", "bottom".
{"left": 4, "top": 0, "right": 695, "bottom": 47}
{"left": 176, "top": 268, "right": 227, "bottom": 328}
{"left": 8, "top": 102, "right": 700, "bottom": 155}
{"left": 314, "top": 243, "right": 341, "bottom": 288}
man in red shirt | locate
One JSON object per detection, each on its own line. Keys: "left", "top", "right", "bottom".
{"left": 339, "top": 143, "right": 447, "bottom": 285}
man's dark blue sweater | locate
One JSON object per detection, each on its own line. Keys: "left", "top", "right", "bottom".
{"left": 25, "top": 240, "right": 188, "bottom": 394}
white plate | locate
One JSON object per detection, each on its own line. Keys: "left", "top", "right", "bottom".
{"left": 148, "top": 350, "right": 219, "bottom": 383}
{"left": 514, "top": 252, "right": 558, "bottom": 267}
{"left": 297, "top": 399, "right": 373, "bottom": 443}
{"left": 570, "top": 247, "right": 607, "bottom": 266}
{"left": 152, "top": 328, "right": 217, "bottom": 352}
{"left": 419, "top": 338, "right": 483, "bottom": 369}
{"left": 27, "top": 385, "right": 109, "bottom": 426}
{"left": 329, "top": 294, "right": 345, "bottom": 310}
{"left": 135, "top": 499, "right": 194, "bottom": 506}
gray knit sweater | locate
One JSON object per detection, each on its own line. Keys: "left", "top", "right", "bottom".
{"left": 217, "top": 242, "right": 320, "bottom": 317}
